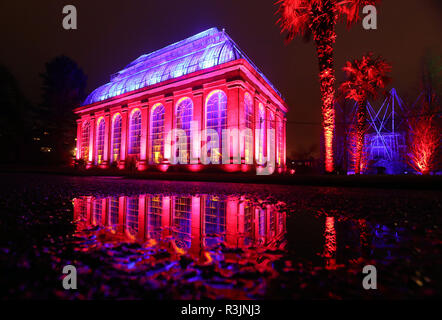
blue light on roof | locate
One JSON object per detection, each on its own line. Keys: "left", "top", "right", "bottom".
{"left": 83, "top": 27, "right": 282, "bottom": 106}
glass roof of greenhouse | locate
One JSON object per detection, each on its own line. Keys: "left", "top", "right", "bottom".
{"left": 83, "top": 27, "right": 282, "bottom": 106}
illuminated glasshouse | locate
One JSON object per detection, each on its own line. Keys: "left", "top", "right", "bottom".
{"left": 74, "top": 28, "right": 288, "bottom": 172}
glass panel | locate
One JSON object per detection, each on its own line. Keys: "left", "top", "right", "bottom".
{"left": 176, "top": 98, "right": 193, "bottom": 163}
{"left": 126, "top": 196, "right": 139, "bottom": 236}
{"left": 95, "top": 119, "right": 105, "bottom": 165}
{"left": 206, "top": 90, "right": 227, "bottom": 163}
{"left": 81, "top": 122, "right": 90, "bottom": 161}
{"left": 82, "top": 28, "right": 283, "bottom": 106}
{"left": 173, "top": 197, "right": 192, "bottom": 249}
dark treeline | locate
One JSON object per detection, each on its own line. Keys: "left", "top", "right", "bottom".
{"left": 0, "top": 55, "right": 87, "bottom": 165}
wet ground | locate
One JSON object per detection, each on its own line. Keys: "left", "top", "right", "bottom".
{"left": 0, "top": 173, "right": 441, "bottom": 299}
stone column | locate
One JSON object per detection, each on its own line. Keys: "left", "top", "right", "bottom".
{"left": 118, "top": 196, "right": 126, "bottom": 234}
{"left": 225, "top": 196, "right": 239, "bottom": 247}
{"left": 191, "top": 90, "right": 203, "bottom": 164}
{"left": 254, "top": 97, "right": 261, "bottom": 165}
{"left": 283, "top": 118, "right": 287, "bottom": 168}
{"left": 227, "top": 85, "right": 240, "bottom": 164}
{"left": 264, "top": 105, "right": 269, "bottom": 161}
{"left": 86, "top": 196, "right": 93, "bottom": 225}
{"left": 146, "top": 106, "right": 152, "bottom": 165}
{"left": 237, "top": 197, "right": 245, "bottom": 247}
{"left": 101, "top": 113, "right": 111, "bottom": 168}
{"left": 189, "top": 196, "right": 201, "bottom": 256}
{"left": 119, "top": 109, "right": 128, "bottom": 169}
{"left": 275, "top": 113, "right": 280, "bottom": 168}
{"left": 138, "top": 105, "right": 149, "bottom": 170}
{"left": 137, "top": 195, "right": 146, "bottom": 241}
{"left": 163, "top": 98, "right": 174, "bottom": 161}
{"left": 87, "top": 116, "right": 95, "bottom": 168}
{"left": 75, "top": 119, "right": 82, "bottom": 160}
{"left": 101, "top": 198, "right": 107, "bottom": 225}
{"left": 161, "top": 196, "right": 171, "bottom": 238}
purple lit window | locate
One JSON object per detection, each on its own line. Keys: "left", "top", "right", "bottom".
{"left": 244, "top": 92, "right": 254, "bottom": 161}
{"left": 93, "top": 199, "right": 102, "bottom": 225}
{"left": 148, "top": 196, "right": 162, "bottom": 238}
{"left": 126, "top": 196, "right": 139, "bottom": 235}
{"left": 176, "top": 98, "right": 193, "bottom": 163}
{"left": 81, "top": 121, "right": 90, "bottom": 161}
{"left": 78, "top": 197, "right": 88, "bottom": 220}
{"left": 112, "top": 114, "right": 122, "bottom": 162}
{"left": 95, "top": 119, "right": 105, "bottom": 165}
{"left": 129, "top": 110, "right": 141, "bottom": 156}
{"left": 206, "top": 90, "right": 227, "bottom": 162}
{"left": 258, "top": 207, "right": 266, "bottom": 237}
{"left": 173, "top": 196, "right": 192, "bottom": 249}
{"left": 204, "top": 196, "right": 226, "bottom": 246}
{"left": 109, "top": 197, "right": 119, "bottom": 226}
{"left": 243, "top": 202, "right": 253, "bottom": 246}
{"left": 151, "top": 104, "right": 165, "bottom": 164}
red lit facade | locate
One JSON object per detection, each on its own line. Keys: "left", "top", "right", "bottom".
{"left": 74, "top": 28, "right": 288, "bottom": 173}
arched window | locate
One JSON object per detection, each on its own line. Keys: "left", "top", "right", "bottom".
{"left": 204, "top": 196, "right": 226, "bottom": 246}
{"left": 93, "top": 198, "right": 102, "bottom": 226}
{"left": 111, "top": 114, "right": 122, "bottom": 163}
{"left": 150, "top": 104, "right": 165, "bottom": 164}
{"left": 95, "top": 118, "right": 105, "bottom": 165}
{"left": 128, "top": 109, "right": 142, "bottom": 156}
{"left": 126, "top": 196, "right": 139, "bottom": 237}
{"left": 173, "top": 196, "right": 192, "bottom": 249}
{"left": 257, "top": 103, "right": 265, "bottom": 164}
{"left": 244, "top": 92, "right": 253, "bottom": 162}
{"left": 109, "top": 197, "right": 119, "bottom": 226}
{"left": 176, "top": 98, "right": 193, "bottom": 163}
{"left": 148, "top": 195, "right": 163, "bottom": 239}
{"left": 81, "top": 121, "right": 90, "bottom": 161}
{"left": 206, "top": 90, "right": 227, "bottom": 163}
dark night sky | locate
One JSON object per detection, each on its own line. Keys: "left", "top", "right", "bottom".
{"left": 1, "top": 0, "right": 441, "bottom": 157}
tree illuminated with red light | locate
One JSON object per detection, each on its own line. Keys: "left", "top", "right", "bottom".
{"left": 276, "top": 0, "right": 381, "bottom": 173}
{"left": 407, "top": 92, "right": 440, "bottom": 175}
{"left": 340, "top": 53, "right": 391, "bottom": 174}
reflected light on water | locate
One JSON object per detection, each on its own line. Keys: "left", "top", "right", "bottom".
{"left": 69, "top": 191, "right": 404, "bottom": 299}
{"left": 73, "top": 194, "right": 286, "bottom": 260}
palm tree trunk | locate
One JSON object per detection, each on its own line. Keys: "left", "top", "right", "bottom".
{"left": 315, "top": 34, "right": 336, "bottom": 173}
{"left": 354, "top": 99, "right": 367, "bottom": 174}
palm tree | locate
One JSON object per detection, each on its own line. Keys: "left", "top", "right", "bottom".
{"left": 340, "top": 53, "right": 391, "bottom": 174}
{"left": 276, "top": 0, "right": 380, "bottom": 173}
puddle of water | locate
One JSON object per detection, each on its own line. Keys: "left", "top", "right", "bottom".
{"left": 70, "top": 192, "right": 404, "bottom": 299}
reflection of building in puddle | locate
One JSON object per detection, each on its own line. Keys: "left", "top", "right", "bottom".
{"left": 73, "top": 194, "right": 286, "bottom": 255}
